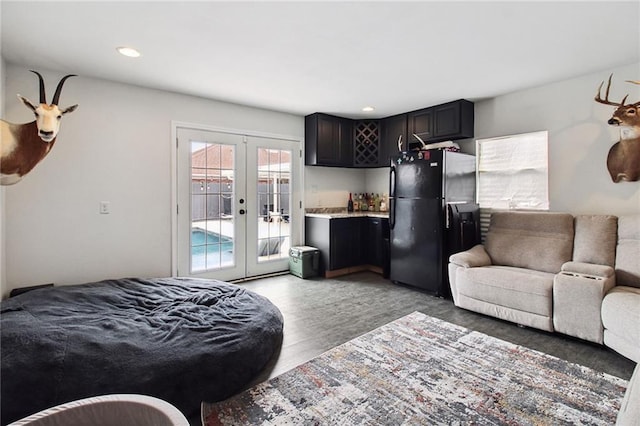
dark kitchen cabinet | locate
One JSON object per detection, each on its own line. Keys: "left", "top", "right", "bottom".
{"left": 331, "top": 217, "right": 365, "bottom": 269}
{"left": 305, "top": 215, "right": 389, "bottom": 277}
{"left": 353, "top": 120, "right": 381, "bottom": 167}
{"left": 380, "top": 114, "right": 407, "bottom": 166}
{"left": 407, "top": 108, "right": 434, "bottom": 146}
{"left": 366, "top": 217, "right": 389, "bottom": 268}
{"left": 432, "top": 99, "right": 474, "bottom": 140}
{"left": 305, "top": 216, "right": 365, "bottom": 274}
{"left": 407, "top": 99, "right": 474, "bottom": 149}
{"left": 306, "top": 99, "right": 473, "bottom": 168}
{"left": 305, "top": 113, "right": 353, "bottom": 167}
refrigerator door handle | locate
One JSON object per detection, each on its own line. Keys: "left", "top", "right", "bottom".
{"left": 389, "top": 164, "right": 396, "bottom": 229}
{"left": 390, "top": 164, "right": 396, "bottom": 198}
{"left": 390, "top": 197, "right": 395, "bottom": 229}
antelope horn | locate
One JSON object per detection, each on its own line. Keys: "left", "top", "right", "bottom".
{"left": 29, "top": 70, "right": 46, "bottom": 104}
{"left": 621, "top": 94, "right": 629, "bottom": 105}
{"left": 51, "top": 74, "right": 77, "bottom": 106}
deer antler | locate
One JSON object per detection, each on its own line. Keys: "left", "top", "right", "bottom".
{"left": 624, "top": 80, "right": 640, "bottom": 107}
{"left": 595, "top": 74, "right": 629, "bottom": 106}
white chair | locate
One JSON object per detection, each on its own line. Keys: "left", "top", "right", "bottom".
{"left": 9, "top": 394, "right": 189, "bottom": 426}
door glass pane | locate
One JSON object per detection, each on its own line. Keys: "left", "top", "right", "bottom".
{"left": 191, "top": 142, "right": 235, "bottom": 272}
{"left": 256, "top": 148, "right": 291, "bottom": 263}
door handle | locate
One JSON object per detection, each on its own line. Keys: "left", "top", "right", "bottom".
{"left": 389, "top": 164, "right": 396, "bottom": 230}
{"left": 389, "top": 164, "right": 396, "bottom": 198}
{"left": 389, "top": 198, "right": 395, "bottom": 230}
{"left": 239, "top": 209, "right": 246, "bottom": 215}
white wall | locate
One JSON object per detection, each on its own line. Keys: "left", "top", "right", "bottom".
{"left": 4, "top": 61, "right": 639, "bottom": 295}
{"left": 3, "top": 64, "right": 303, "bottom": 296}
{"left": 303, "top": 165, "right": 397, "bottom": 210}
{"left": 470, "top": 62, "right": 640, "bottom": 215}
{"left": 361, "top": 63, "right": 640, "bottom": 215}
{"left": 364, "top": 168, "right": 390, "bottom": 196}
{"left": 304, "top": 166, "right": 366, "bottom": 209}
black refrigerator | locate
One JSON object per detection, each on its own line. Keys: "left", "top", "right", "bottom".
{"left": 389, "top": 149, "right": 478, "bottom": 296}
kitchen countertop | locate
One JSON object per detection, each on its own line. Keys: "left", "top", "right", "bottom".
{"left": 305, "top": 210, "right": 389, "bottom": 219}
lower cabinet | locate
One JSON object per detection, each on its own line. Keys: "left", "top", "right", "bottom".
{"left": 330, "top": 217, "right": 365, "bottom": 270}
{"left": 366, "top": 217, "right": 385, "bottom": 268}
{"left": 305, "top": 216, "right": 389, "bottom": 277}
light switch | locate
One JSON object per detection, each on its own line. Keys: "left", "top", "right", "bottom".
{"left": 100, "top": 201, "right": 111, "bottom": 214}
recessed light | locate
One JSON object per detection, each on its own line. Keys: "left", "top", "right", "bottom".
{"left": 362, "top": 106, "right": 375, "bottom": 112}
{"left": 117, "top": 46, "right": 141, "bottom": 58}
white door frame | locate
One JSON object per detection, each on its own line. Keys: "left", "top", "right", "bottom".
{"left": 171, "top": 121, "right": 303, "bottom": 279}
{"left": 245, "top": 135, "right": 300, "bottom": 277}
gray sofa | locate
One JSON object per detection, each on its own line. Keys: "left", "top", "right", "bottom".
{"left": 448, "top": 211, "right": 640, "bottom": 363}
{"left": 618, "top": 362, "right": 639, "bottom": 425}
{"left": 603, "top": 215, "right": 640, "bottom": 363}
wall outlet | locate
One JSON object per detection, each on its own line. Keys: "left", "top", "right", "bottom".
{"left": 99, "top": 201, "right": 111, "bottom": 214}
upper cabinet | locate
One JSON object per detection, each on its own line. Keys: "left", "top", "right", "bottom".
{"left": 353, "top": 120, "right": 381, "bottom": 168}
{"left": 380, "top": 113, "right": 407, "bottom": 166}
{"left": 306, "top": 99, "right": 474, "bottom": 168}
{"left": 432, "top": 99, "right": 474, "bottom": 141}
{"left": 305, "top": 113, "right": 353, "bottom": 167}
{"left": 407, "top": 99, "right": 474, "bottom": 149}
{"left": 407, "top": 108, "right": 434, "bottom": 143}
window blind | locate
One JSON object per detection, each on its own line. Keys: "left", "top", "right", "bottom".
{"left": 476, "top": 131, "right": 549, "bottom": 210}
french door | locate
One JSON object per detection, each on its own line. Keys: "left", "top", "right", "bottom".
{"left": 175, "top": 126, "right": 300, "bottom": 281}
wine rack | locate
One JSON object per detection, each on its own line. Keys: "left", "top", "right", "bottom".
{"left": 354, "top": 120, "right": 380, "bottom": 166}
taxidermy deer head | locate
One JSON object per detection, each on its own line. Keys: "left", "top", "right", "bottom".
{"left": 0, "top": 70, "right": 78, "bottom": 185}
{"left": 594, "top": 74, "right": 640, "bottom": 183}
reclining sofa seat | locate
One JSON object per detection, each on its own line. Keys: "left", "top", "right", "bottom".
{"left": 552, "top": 215, "right": 618, "bottom": 344}
{"left": 448, "top": 211, "right": 574, "bottom": 332}
{"left": 602, "top": 214, "right": 640, "bottom": 363}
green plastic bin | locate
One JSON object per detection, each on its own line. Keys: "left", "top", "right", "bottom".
{"left": 289, "top": 246, "right": 319, "bottom": 279}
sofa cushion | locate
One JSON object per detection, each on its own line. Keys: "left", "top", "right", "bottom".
{"left": 457, "top": 266, "right": 554, "bottom": 317}
{"left": 601, "top": 286, "right": 640, "bottom": 362}
{"left": 572, "top": 215, "right": 617, "bottom": 267}
{"left": 485, "top": 211, "right": 574, "bottom": 273}
{"left": 616, "top": 215, "right": 640, "bottom": 289}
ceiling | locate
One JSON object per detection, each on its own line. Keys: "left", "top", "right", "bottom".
{"left": 2, "top": 1, "right": 639, "bottom": 119}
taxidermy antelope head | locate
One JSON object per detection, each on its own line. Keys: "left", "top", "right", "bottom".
{"left": 0, "top": 70, "right": 78, "bottom": 185}
{"left": 594, "top": 74, "right": 640, "bottom": 183}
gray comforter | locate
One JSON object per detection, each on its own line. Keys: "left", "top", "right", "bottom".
{"left": 0, "top": 277, "right": 284, "bottom": 424}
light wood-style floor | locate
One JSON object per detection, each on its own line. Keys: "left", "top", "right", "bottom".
{"left": 240, "top": 271, "right": 635, "bottom": 389}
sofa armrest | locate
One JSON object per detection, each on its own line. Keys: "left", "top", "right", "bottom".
{"left": 618, "top": 363, "right": 640, "bottom": 426}
{"left": 561, "top": 261, "right": 614, "bottom": 279}
{"left": 553, "top": 264, "right": 616, "bottom": 344}
{"left": 449, "top": 244, "right": 492, "bottom": 268}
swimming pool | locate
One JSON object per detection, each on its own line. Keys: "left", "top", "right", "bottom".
{"left": 191, "top": 229, "right": 234, "bottom": 271}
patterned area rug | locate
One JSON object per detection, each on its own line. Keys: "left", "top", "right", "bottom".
{"left": 202, "top": 312, "right": 627, "bottom": 425}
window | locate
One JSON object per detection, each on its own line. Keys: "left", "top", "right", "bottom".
{"left": 476, "top": 131, "right": 549, "bottom": 210}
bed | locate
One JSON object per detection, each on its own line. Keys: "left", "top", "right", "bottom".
{"left": 0, "top": 277, "right": 284, "bottom": 424}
